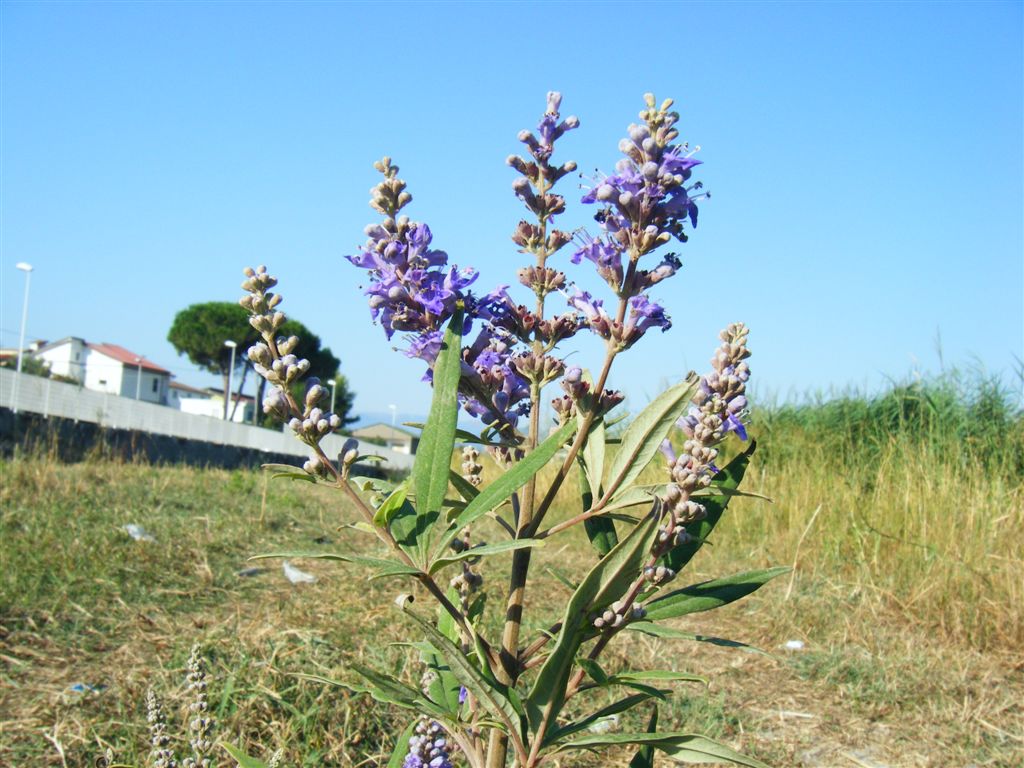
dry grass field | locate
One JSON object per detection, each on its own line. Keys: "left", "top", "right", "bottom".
{"left": 2, "top": 376, "right": 1022, "bottom": 767}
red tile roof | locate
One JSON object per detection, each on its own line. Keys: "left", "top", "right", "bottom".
{"left": 88, "top": 343, "right": 171, "bottom": 374}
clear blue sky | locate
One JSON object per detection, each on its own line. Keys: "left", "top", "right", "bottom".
{"left": 2, "top": 1, "right": 1021, "bottom": 420}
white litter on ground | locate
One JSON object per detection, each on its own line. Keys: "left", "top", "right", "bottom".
{"left": 122, "top": 524, "right": 155, "bottom": 542}
{"left": 784, "top": 639, "right": 806, "bottom": 651}
{"left": 282, "top": 561, "right": 316, "bottom": 584}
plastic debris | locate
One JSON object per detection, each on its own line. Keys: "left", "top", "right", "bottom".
{"left": 282, "top": 560, "right": 316, "bottom": 584}
{"left": 68, "top": 682, "right": 104, "bottom": 694}
{"left": 587, "top": 714, "right": 619, "bottom": 734}
{"left": 122, "top": 524, "right": 155, "bottom": 542}
{"left": 784, "top": 639, "right": 806, "bottom": 651}
{"left": 237, "top": 567, "right": 266, "bottom": 578}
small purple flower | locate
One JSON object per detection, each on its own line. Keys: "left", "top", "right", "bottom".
{"left": 626, "top": 294, "right": 671, "bottom": 337}
{"left": 402, "top": 720, "right": 454, "bottom": 768}
{"left": 571, "top": 234, "right": 625, "bottom": 292}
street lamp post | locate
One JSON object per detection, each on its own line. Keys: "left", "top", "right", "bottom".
{"left": 10, "top": 262, "right": 34, "bottom": 413}
{"left": 135, "top": 357, "right": 143, "bottom": 400}
{"left": 329, "top": 378, "right": 337, "bottom": 414}
{"left": 223, "top": 340, "right": 237, "bottom": 421}
{"left": 389, "top": 403, "right": 397, "bottom": 426}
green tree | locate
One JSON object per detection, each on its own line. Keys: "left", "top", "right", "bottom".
{"left": 0, "top": 355, "right": 51, "bottom": 378}
{"left": 167, "top": 302, "right": 259, "bottom": 418}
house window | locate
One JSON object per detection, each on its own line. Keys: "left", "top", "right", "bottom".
{"left": 152, "top": 379, "right": 159, "bottom": 393}
{"left": 99, "top": 379, "right": 107, "bottom": 385}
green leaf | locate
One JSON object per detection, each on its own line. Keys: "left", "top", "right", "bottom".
{"left": 221, "top": 744, "right": 269, "bottom": 768}
{"left": 261, "top": 463, "right": 315, "bottom": 483}
{"left": 436, "top": 419, "right": 576, "bottom": 556}
{"left": 428, "top": 539, "right": 545, "bottom": 574}
{"left": 546, "top": 692, "right": 661, "bottom": 743}
{"left": 663, "top": 441, "right": 757, "bottom": 573}
{"left": 553, "top": 732, "right": 770, "bottom": 768}
{"left": 409, "top": 307, "right": 464, "bottom": 565}
{"left": 404, "top": 423, "right": 510, "bottom": 448}
{"left": 249, "top": 552, "right": 421, "bottom": 580}
{"left": 296, "top": 668, "right": 450, "bottom": 720}
{"left": 610, "top": 669, "right": 708, "bottom": 687}
{"left": 579, "top": 457, "right": 617, "bottom": 557}
{"left": 526, "top": 507, "right": 660, "bottom": 734}
{"left": 603, "top": 484, "right": 664, "bottom": 512}
{"left": 448, "top": 469, "right": 481, "bottom": 504}
{"left": 575, "top": 657, "right": 609, "bottom": 685}
{"left": 644, "top": 567, "right": 790, "bottom": 621}
{"left": 397, "top": 598, "right": 523, "bottom": 740}
{"left": 625, "top": 624, "right": 767, "bottom": 654}
{"left": 581, "top": 415, "right": 606, "bottom": 500}
{"left": 628, "top": 707, "right": 659, "bottom": 768}
{"left": 373, "top": 482, "right": 411, "bottom": 528}
{"left": 545, "top": 566, "right": 579, "bottom": 592}
{"left": 410, "top": 642, "right": 464, "bottom": 716}
{"left": 604, "top": 374, "right": 699, "bottom": 500}
{"left": 386, "top": 721, "right": 420, "bottom": 768}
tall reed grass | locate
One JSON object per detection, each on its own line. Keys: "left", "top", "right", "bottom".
{"left": 719, "top": 369, "right": 1023, "bottom": 649}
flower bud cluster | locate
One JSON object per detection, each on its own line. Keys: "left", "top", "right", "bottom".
{"left": 461, "top": 446, "right": 483, "bottom": 487}
{"left": 507, "top": 91, "right": 579, "bottom": 256}
{"left": 643, "top": 564, "right": 676, "bottom": 585}
{"left": 581, "top": 93, "right": 706, "bottom": 258}
{"left": 450, "top": 530, "right": 484, "bottom": 607}
{"left": 146, "top": 689, "right": 177, "bottom": 768}
{"left": 347, "top": 164, "right": 535, "bottom": 438}
{"left": 402, "top": 719, "right": 455, "bottom": 768}
{"left": 551, "top": 365, "right": 625, "bottom": 423}
{"left": 592, "top": 598, "right": 646, "bottom": 630}
{"left": 567, "top": 289, "right": 671, "bottom": 351}
{"left": 240, "top": 266, "right": 348, "bottom": 474}
{"left": 657, "top": 324, "right": 751, "bottom": 548}
{"left": 182, "top": 645, "right": 214, "bottom": 768}
{"left": 568, "top": 93, "right": 707, "bottom": 350}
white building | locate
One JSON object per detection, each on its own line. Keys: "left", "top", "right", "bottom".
{"left": 34, "top": 338, "right": 171, "bottom": 405}
{"left": 170, "top": 381, "right": 256, "bottom": 424}
{"left": 350, "top": 423, "right": 420, "bottom": 454}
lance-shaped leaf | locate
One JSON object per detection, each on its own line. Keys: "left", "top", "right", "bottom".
{"left": 644, "top": 567, "right": 790, "bottom": 621}
{"left": 386, "top": 721, "right": 420, "bottom": 768}
{"left": 607, "top": 669, "right": 708, "bottom": 687}
{"left": 221, "top": 744, "right": 269, "bottom": 768}
{"left": 580, "top": 415, "right": 606, "bottom": 500}
{"left": 448, "top": 470, "right": 480, "bottom": 503}
{"left": 297, "top": 667, "right": 450, "bottom": 720}
{"left": 526, "top": 507, "right": 660, "bottom": 734}
{"left": 405, "top": 423, "right": 513, "bottom": 448}
{"left": 550, "top": 732, "right": 770, "bottom": 768}
{"left": 408, "top": 307, "right": 464, "bottom": 565}
{"left": 624, "top": 623, "right": 768, "bottom": 654}
{"left": 663, "top": 441, "right": 756, "bottom": 573}
{"left": 604, "top": 374, "right": 699, "bottom": 502}
{"left": 397, "top": 597, "right": 525, "bottom": 744}
{"left": 579, "top": 460, "right": 617, "bottom": 557}
{"left": 261, "top": 463, "right": 316, "bottom": 483}
{"left": 546, "top": 692, "right": 662, "bottom": 744}
{"left": 373, "top": 482, "right": 411, "bottom": 528}
{"left": 435, "top": 419, "right": 576, "bottom": 556}
{"left": 409, "top": 641, "right": 464, "bottom": 716}
{"left": 250, "top": 552, "right": 421, "bottom": 580}
{"left": 428, "top": 539, "right": 545, "bottom": 574}
{"left": 628, "top": 707, "right": 659, "bottom": 768}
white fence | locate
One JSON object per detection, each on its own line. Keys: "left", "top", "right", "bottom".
{"left": 0, "top": 368, "right": 413, "bottom": 471}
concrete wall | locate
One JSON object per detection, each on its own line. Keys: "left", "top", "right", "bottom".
{"left": 0, "top": 368, "right": 413, "bottom": 471}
